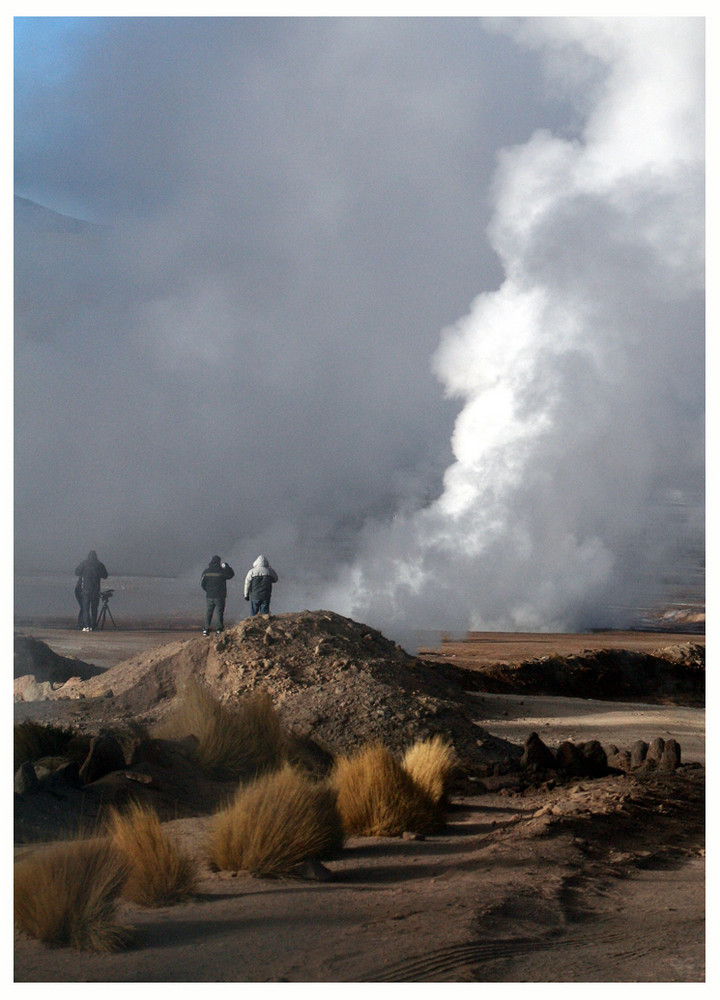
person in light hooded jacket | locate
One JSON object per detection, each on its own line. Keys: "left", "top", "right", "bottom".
{"left": 244, "top": 555, "right": 278, "bottom": 615}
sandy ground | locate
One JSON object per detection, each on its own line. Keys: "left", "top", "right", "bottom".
{"left": 13, "top": 626, "right": 706, "bottom": 983}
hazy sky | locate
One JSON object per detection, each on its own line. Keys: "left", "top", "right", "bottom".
{"left": 14, "top": 16, "right": 705, "bottom": 634}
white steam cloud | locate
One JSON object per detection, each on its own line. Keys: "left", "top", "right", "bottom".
{"left": 327, "top": 18, "right": 704, "bottom": 635}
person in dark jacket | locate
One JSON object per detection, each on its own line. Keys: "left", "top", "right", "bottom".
{"left": 243, "top": 554, "right": 278, "bottom": 615}
{"left": 201, "top": 555, "right": 235, "bottom": 635}
{"left": 75, "top": 550, "right": 109, "bottom": 631}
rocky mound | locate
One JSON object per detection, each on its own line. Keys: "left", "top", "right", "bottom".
{"left": 446, "top": 644, "right": 705, "bottom": 707}
{"left": 34, "top": 611, "right": 519, "bottom": 774}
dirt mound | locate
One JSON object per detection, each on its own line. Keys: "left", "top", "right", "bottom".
{"left": 37, "top": 611, "right": 519, "bottom": 774}
{"left": 449, "top": 644, "right": 705, "bottom": 706}
{"left": 14, "top": 635, "right": 106, "bottom": 686}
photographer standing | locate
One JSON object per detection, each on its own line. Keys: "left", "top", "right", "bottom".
{"left": 200, "top": 555, "right": 235, "bottom": 635}
{"left": 74, "top": 550, "right": 109, "bottom": 631}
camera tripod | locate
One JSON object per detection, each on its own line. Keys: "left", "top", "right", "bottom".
{"left": 96, "top": 590, "right": 117, "bottom": 630}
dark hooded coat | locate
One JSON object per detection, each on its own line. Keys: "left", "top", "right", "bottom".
{"left": 74, "top": 550, "right": 108, "bottom": 599}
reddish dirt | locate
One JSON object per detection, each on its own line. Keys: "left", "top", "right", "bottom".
{"left": 419, "top": 628, "right": 705, "bottom": 666}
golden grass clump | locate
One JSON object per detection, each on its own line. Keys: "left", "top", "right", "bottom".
{"left": 330, "top": 743, "right": 442, "bottom": 837}
{"left": 401, "top": 735, "right": 457, "bottom": 805}
{"left": 14, "top": 838, "right": 133, "bottom": 952}
{"left": 107, "top": 801, "right": 199, "bottom": 906}
{"left": 155, "top": 678, "right": 286, "bottom": 779}
{"left": 209, "top": 763, "right": 344, "bottom": 876}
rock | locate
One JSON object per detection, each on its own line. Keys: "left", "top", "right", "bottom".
{"left": 473, "top": 773, "right": 521, "bottom": 793}
{"left": 556, "top": 741, "right": 586, "bottom": 777}
{"left": 578, "top": 740, "right": 608, "bottom": 777}
{"left": 50, "top": 760, "right": 83, "bottom": 790}
{"left": 630, "top": 740, "right": 649, "bottom": 769}
{"left": 646, "top": 737, "right": 665, "bottom": 765}
{"left": 15, "top": 762, "right": 38, "bottom": 795}
{"left": 289, "top": 858, "right": 333, "bottom": 881}
{"left": 607, "top": 749, "right": 632, "bottom": 772}
{"left": 520, "top": 732, "right": 556, "bottom": 771}
{"left": 129, "top": 736, "right": 197, "bottom": 769}
{"left": 79, "top": 733, "right": 127, "bottom": 784}
{"left": 14, "top": 675, "right": 54, "bottom": 703}
{"left": 659, "top": 738, "right": 682, "bottom": 770}
{"left": 82, "top": 770, "right": 150, "bottom": 808}
{"left": 285, "top": 732, "right": 335, "bottom": 778}
{"left": 123, "top": 770, "right": 155, "bottom": 786}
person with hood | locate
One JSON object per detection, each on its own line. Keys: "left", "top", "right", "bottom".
{"left": 244, "top": 555, "right": 278, "bottom": 615}
{"left": 74, "top": 550, "right": 109, "bottom": 631}
{"left": 200, "top": 555, "right": 235, "bottom": 635}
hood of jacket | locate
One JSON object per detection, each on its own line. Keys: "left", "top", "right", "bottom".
{"left": 209, "top": 555, "right": 222, "bottom": 568}
{"left": 253, "top": 555, "right": 268, "bottom": 568}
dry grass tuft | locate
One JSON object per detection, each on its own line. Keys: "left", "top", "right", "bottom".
{"left": 331, "top": 743, "right": 442, "bottom": 837}
{"left": 14, "top": 720, "right": 90, "bottom": 771}
{"left": 14, "top": 838, "right": 133, "bottom": 951}
{"left": 154, "top": 678, "right": 286, "bottom": 779}
{"left": 209, "top": 764, "right": 344, "bottom": 875}
{"left": 401, "top": 735, "right": 458, "bottom": 805}
{"left": 107, "top": 801, "right": 199, "bottom": 906}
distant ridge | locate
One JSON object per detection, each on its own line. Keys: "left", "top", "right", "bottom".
{"left": 14, "top": 194, "right": 103, "bottom": 235}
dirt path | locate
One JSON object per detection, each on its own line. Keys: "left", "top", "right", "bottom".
{"left": 14, "top": 771, "right": 705, "bottom": 982}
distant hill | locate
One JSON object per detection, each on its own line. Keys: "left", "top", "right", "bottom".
{"left": 14, "top": 194, "right": 103, "bottom": 236}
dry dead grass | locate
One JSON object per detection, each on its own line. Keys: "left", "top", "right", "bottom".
{"left": 401, "top": 735, "right": 457, "bottom": 805}
{"left": 107, "top": 801, "right": 199, "bottom": 906}
{"left": 14, "top": 838, "right": 133, "bottom": 951}
{"left": 14, "top": 720, "right": 90, "bottom": 771}
{"left": 154, "top": 678, "right": 286, "bottom": 779}
{"left": 331, "top": 743, "right": 442, "bottom": 837}
{"left": 209, "top": 763, "right": 344, "bottom": 875}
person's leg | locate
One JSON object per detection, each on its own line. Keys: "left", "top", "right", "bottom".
{"left": 258, "top": 600, "right": 270, "bottom": 614}
{"left": 250, "top": 601, "right": 260, "bottom": 615}
{"left": 81, "top": 592, "right": 92, "bottom": 629}
{"left": 90, "top": 596, "right": 100, "bottom": 630}
{"left": 205, "top": 597, "right": 215, "bottom": 632}
{"left": 216, "top": 596, "right": 226, "bottom": 631}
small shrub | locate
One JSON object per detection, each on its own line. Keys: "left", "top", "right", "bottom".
{"left": 154, "top": 679, "right": 286, "bottom": 779}
{"left": 14, "top": 720, "right": 90, "bottom": 771}
{"left": 331, "top": 743, "right": 442, "bottom": 837}
{"left": 209, "top": 764, "right": 344, "bottom": 875}
{"left": 401, "top": 735, "right": 457, "bottom": 805}
{"left": 107, "top": 801, "right": 199, "bottom": 906}
{"left": 14, "top": 838, "right": 133, "bottom": 951}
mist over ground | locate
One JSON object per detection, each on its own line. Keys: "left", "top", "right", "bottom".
{"left": 14, "top": 17, "right": 704, "bottom": 637}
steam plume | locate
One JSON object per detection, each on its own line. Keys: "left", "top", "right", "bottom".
{"left": 330, "top": 18, "right": 704, "bottom": 635}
